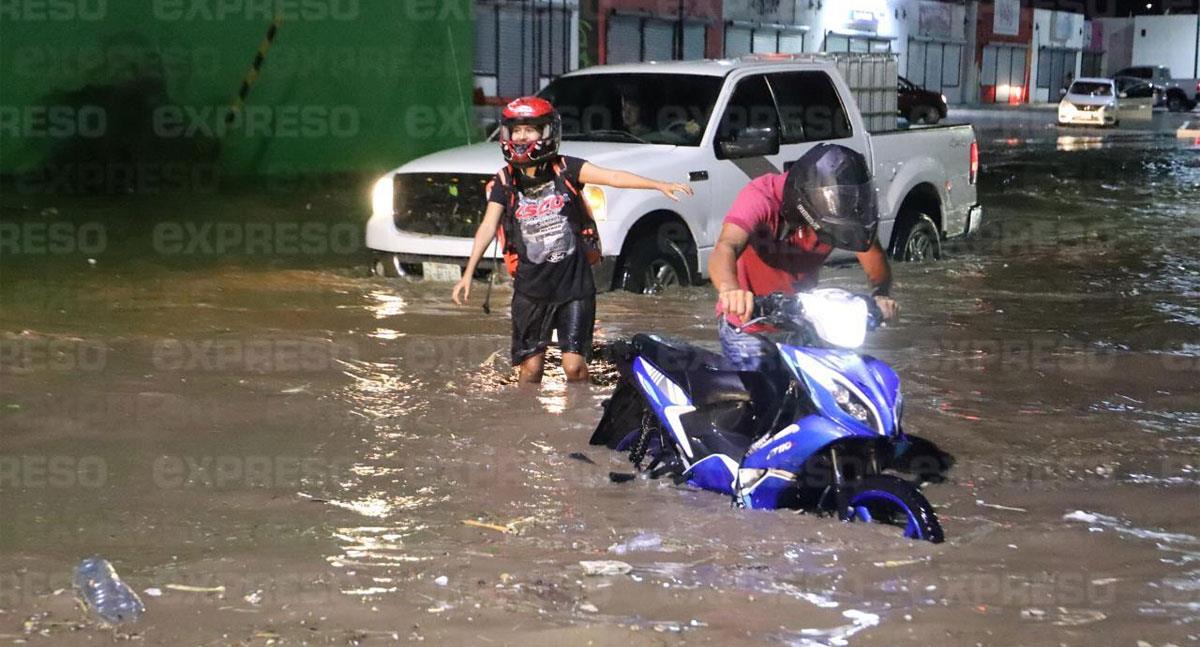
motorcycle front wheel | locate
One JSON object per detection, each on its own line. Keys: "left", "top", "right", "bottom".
{"left": 839, "top": 475, "right": 944, "bottom": 543}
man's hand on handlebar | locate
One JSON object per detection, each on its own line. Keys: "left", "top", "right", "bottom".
{"left": 873, "top": 295, "right": 899, "bottom": 323}
{"left": 719, "top": 288, "right": 756, "bottom": 323}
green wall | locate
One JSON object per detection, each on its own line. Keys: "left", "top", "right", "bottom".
{"left": 0, "top": 0, "right": 475, "bottom": 179}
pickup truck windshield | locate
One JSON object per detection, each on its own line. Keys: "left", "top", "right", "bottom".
{"left": 540, "top": 73, "right": 723, "bottom": 146}
{"left": 1069, "top": 82, "right": 1112, "bottom": 96}
{"left": 1115, "top": 67, "right": 1161, "bottom": 80}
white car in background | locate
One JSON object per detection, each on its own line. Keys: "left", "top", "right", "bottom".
{"left": 1058, "top": 77, "right": 1148, "bottom": 128}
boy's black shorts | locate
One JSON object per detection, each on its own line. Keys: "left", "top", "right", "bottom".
{"left": 510, "top": 292, "right": 595, "bottom": 365}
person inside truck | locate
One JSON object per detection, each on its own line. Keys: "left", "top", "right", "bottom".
{"left": 709, "top": 143, "right": 899, "bottom": 370}
{"left": 452, "top": 96, "right": 692, "bottom": 384}
{"left": 618, "top": 86, "right": 653, "bottom": 139}
{"left": 616, "top": 83, "right": 701, "bottom": 143}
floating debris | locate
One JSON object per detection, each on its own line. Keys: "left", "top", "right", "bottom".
{"left": 579, "top": 561, "right": 633, "bottom": 576}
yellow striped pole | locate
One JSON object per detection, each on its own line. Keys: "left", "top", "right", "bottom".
{"left": 226, "top": 13, "right": 282, "bottom": 128}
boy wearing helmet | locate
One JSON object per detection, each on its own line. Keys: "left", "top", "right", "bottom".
{"left": 709, "top": 143, "right": 899, "bottom": 370}
{"left": 453, "top": 97, "right": 692, "bottom": 384}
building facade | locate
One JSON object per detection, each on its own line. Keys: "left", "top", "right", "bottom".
{"left": 975, "top": 0, "right": 1033, "bottom": 104}
{"left": 1029, "top": 8, "right": 1084, "bottom": 103}
{"left": 471, "top": 1, "right": 1199, "bottom": 106}
{"left": 473, "top": 0, "right": 581, "bottom": 100}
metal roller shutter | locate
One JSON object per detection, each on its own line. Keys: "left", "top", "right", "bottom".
{"left": 644, "top": 18, "right": 674, "bottom": 61}
{"left": 726, "top": 26, "right": 752, "bottom": 57}
{"left": 683, "top": 23, "right": 705, "bottom": 60}
{"left": 608, "top": 15, "right": 641, "bottom": 64}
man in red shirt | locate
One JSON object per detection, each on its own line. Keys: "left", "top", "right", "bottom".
{"left": 709, "top": 143, "right": 898, "bottom": 369}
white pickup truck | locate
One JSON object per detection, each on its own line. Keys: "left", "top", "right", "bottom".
{"left": 1113, "top": 65, "right": 1198, "bottom": 113}
{"left": 366, "top": 54, "right": 982, "bottom": 293}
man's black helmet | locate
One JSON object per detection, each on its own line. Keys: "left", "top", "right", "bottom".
{"left": 781, "top": 143, "right": 878, "bottom": 252}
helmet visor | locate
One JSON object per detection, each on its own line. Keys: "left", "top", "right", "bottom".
{"left": 499, "top": 120, "right": 553, "bottom": 141}
{"left": 803, "top": 183, "right": 879, "bottom": 252}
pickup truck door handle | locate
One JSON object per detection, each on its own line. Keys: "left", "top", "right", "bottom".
{"left": 689, "top": 170, "right": 709, "bottom": 181}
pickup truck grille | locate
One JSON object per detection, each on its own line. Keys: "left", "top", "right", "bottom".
{"left": 392, "top": 173, "right": 491, "bottom": 238}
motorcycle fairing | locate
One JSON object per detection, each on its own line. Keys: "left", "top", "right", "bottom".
{"left": 778, "top": 345, "right": 900, "bottom": 436}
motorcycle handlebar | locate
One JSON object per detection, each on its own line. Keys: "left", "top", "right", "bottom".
{"left": 751, "top": 292, "right": 884, "bottom": 330}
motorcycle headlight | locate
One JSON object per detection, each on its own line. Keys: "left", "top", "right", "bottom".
{"left": 371, "top": 174, "right": 394, "bottom": 216}
{"left": 833, "top": 383, "right": 875, "bottom": 428}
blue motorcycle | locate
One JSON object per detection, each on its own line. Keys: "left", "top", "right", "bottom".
{"left": 591, "top": 288, "right": 944, "bottom": 543}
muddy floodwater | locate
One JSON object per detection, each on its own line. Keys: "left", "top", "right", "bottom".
{"left": 2, "top": 113, "right": 1198, "bottom": 645}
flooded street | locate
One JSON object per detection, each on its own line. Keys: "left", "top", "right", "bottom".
{"left": 2, "top": 114, "right": 1199, "bottom": 645}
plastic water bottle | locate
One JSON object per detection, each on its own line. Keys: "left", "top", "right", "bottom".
{"left": 73, "top": 557, "right": 145, "bottom": 625}
{"left": 608, "top": 532, "right": 663, "bottom": 555}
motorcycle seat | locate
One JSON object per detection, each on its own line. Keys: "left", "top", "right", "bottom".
{"left": 632, "top": 333, "right": 789, "bottom": 439}
{"left": 632, "top": 334, "right": 751, "bottom": 406}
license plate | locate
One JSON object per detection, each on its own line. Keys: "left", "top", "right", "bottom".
{"left": 422, "top": 262, "right": 462, "bottom": 282}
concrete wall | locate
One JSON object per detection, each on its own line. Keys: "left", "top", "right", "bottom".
{"left": 722, "top": 0, "right": 800, "bottom": 25}
{"left": 0, "top": 0, "right": 475, "bottom": 181}
{"left": 1132, "top": 15, "right": 1200, "bottom": 80}
{"left": 597, "top": 0, "right": 723, "bottom": 61}
{"left": 1095, "top": 17, "right": 1134, "bottom": 76}
{"left": 808, "top": 0, "right": 904, "bottom": 53}
{"left": 1030, "top": 9, "right": 1084, "bottom": 103}
{"left": 897, "top": 1, "right": 968, "bottom": 104}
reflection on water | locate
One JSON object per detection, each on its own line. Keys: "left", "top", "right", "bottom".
{"left": 1056, "top": 135, "right": 1105, "bottom": 151}
{"left": 368, "top": 328, "right": 404, "bottom": 340}
{"left": 538, "top": 378, "right": 568, "bottom": 414}
{"left": 367, "top": 290, "right": 407, "bottom": 318}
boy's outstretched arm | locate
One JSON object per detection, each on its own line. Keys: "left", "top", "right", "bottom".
{"left": 578, "top": 162, "right": 693, "bottom": 201}
{"left": 452, "top": 202, "right": 504, "bottom": 305}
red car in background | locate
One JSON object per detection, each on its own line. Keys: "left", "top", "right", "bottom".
{"left": 898, "top": 76, "right": 948, "bottom": 125}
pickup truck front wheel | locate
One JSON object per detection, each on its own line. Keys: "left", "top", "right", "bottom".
{"left": 890, "top": 213, "right": 942, "bottom": 262}
{"left": 618, "top": 236, "right": 690, "bottom": 294}
{"left": 372, "top": 253, "right": 406, "bottom": 278}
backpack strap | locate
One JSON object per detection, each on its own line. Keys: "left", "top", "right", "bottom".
{"left": 496, "top": 164, "right": 519, "bottom": 252}
{"left": 550, "top": 157, "right": 591, "bottom": 224}
{"left": 552, "top": 157, "right": 582, "bottom": 200}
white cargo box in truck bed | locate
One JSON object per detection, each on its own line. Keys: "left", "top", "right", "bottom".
{"left": 366, "top": 53, "right": 982, "bottom": 292}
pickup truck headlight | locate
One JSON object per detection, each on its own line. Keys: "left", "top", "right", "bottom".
{"left": 371, "top": 174, "right": 394, "bottom": 216}
{"left": 582, "top": 184, "right": 607, "bottom": 222}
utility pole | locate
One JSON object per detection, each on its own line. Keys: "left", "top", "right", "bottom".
{"left": 964, "top": 0, "right": 980, "bottom": 105}
{"left": 677, "top": 0, "right": 685, "bottom": 60}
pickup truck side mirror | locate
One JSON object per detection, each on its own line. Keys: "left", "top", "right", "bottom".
{"left": 717, "top": 126, "right": 780, "bottom": 160}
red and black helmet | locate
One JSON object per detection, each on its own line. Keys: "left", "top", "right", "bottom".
{"left": 499, "top": 96, "right": 561, "bottom": 167}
